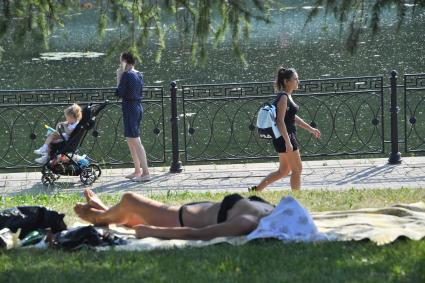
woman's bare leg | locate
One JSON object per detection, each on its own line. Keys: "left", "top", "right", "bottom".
{"left": 285, "top": 149, "right": 302, "bottom": 191}
{"left": 74, "top": 192, "right": 179, "bottom": 227}
{"left": 126, "top": 137, "right": 149, "bottom": 177}
{"left": 126, "top": 138, "right": 142, "bottom": 177}
{"left": 134, "top": 137, "right": 150, "bottom": 176}
{"left": 255, "top": 153, "right": 291, "bottom": 191}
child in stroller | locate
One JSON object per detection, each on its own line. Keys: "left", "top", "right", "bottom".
{"left": 40, "top": 101, "right": 108, "bottom": 186}
{"left": 34, "top": 103, "right": 82, "bottom": 164}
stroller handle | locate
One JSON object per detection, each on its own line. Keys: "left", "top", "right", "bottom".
{"left": 93, "top": 100, "right": 109, "bottom": 115}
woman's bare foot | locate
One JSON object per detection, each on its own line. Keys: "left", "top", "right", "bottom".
{"left": 74, "top": 203, "right": 99, "bottom": 223}
{"left": 125, "top": 172, "right": 139, "bottom": 179}
{"left": 73, "top": 203, "right": 107, "bottom": 226}
{"left": 84, "top": 188, "right": 108, "bottom": 211}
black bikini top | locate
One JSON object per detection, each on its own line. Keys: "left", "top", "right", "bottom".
{"left": 217, "top": 193, "right": 274, "bottom": 223}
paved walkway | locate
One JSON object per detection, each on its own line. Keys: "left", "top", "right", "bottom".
{"left": 1, "top": 156, "right": 424, "bottom": 196}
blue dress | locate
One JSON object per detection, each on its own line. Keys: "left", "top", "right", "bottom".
{"left": 116, "top": 70, "right": 144, "bottom": 138}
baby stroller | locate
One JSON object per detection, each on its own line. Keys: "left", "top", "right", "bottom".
{"left": 41, "top": 101, "right": 108, "bottom": 186}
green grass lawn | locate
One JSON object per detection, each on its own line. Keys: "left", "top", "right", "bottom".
{"left": 1, "top": 188, "right": 425, "bottom": 283}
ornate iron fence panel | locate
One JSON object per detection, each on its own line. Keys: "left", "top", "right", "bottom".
{"left": 0, "top": 87, "right": 165, "bottom": 169}
{"left": 404, "top": 73, "right": 425, "bottom": 153}
{"left": 181, "top": 77, "right": 384, "bottom": 162}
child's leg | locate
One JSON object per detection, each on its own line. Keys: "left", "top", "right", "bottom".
{"left": 45, "top": 132, "right": 61, "bottom": 145}
{"left": 36, "top": 132, "right": 62, "bottom": 155}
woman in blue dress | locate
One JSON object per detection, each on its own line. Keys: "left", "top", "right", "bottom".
{"left": 116, "top": 52, "right": 150, "bottom": 182}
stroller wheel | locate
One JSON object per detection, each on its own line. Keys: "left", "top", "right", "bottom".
{"left": 41, "top": 174, "right": 55, "bottom": 187}
{"left": 41, "top": 165, "right": 51, "bottom": 175}
{"left": 80, "top": 165, "right": 99, "bottom": 185}
{"left": 42, "top": 165, "right": 60, "bottom": 182}
{"left": 90, "top": 164, "right": 101, "bottom": 178}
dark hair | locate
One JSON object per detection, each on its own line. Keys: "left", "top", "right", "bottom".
{"left": 121, "top": 52, "right": 136, "bottom": 65}
{"left": 274, "top": 67, "right": 296, "bottom": 92}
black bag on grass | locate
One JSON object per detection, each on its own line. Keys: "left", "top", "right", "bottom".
{"left": 54, "top": 225, "right": 127, "bottom": 250}
{"left": 0, "top": 206, "right": 67, "bottom": 239}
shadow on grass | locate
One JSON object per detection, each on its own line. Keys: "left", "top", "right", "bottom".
{"left": 1, "top": 240, "right": 424, "bottom": 283}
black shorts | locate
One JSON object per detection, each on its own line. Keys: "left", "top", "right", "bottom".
{"left": 272, "top": 133, "right": 299, "bottom": 153}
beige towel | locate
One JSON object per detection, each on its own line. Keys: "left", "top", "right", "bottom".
{"left": 312, "top": 202, "right": 425, "bottom": 245}
{"left": 90, "top": 202, "right": 425, "bottom": 251}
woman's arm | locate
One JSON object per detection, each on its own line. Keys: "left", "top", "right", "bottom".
{"left": 116, "top": 69, "right": 123, "bottom": 87}
{"left": 134, "top": 214, "right": 259, "bottom": 240}
{"left": 116, "top": 72, "right": 128, "bottom": 98}
{"left": 295, "top": 115, "right": 321, "bottom": 138}
{"left": 276, "top": 95, "right": 292, "bottom": 149}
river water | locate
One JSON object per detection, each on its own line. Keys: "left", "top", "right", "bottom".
{"left": 0, "top": 2, "right": 424, "bottom": 90}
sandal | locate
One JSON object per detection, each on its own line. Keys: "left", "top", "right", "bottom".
{"left": 125, "top": 172, "right": 137, "bottom": 179}
{"left": 132, "top": 175, "right": 152, "bottom": 182}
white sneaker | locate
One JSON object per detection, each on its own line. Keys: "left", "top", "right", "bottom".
{"left": 35, "top": 155, "right": 49, "bottom": 164}
{"left": 34, "top": 146, "right": 48, "bottom": 155}
{"left": 34, "top": 149, "right": 44, "bottom": 155}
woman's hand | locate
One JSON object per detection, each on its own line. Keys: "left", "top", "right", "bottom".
{"left": 116, "top": 66, "right": 124, "bottom": 76}
{"left": 310, "top": 128, "right": 321, "bottom": 139}
{"left": 285, "top": 140, "right": 293, "bottom": 152}
{"left": 117, "top": 62, "right": 126, "bottom": 76}
{"left": 124, "top": 64, "right": 132, "bottom": 72}
{"left": 120, "top": 61, "right": 127, "bottom": 71}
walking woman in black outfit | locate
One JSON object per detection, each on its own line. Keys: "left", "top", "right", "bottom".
{"left": 252, "top": 67, "right": 321, "bottom": 191}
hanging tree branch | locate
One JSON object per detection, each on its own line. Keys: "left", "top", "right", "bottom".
{"left": 0, "top": 0, "right": 424, "bottom": 61}
{"left": 0, "top": 0, "right": 274, "bottom": 63}
{"left": 306, "top": 0, "right": 424, "bottom": 53}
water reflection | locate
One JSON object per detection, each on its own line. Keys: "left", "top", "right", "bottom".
{"left": 0, "top": 2, "right": 424, "bottom": 90}
{"left": 37, "top": 52, "right": 105, "bottom": 61}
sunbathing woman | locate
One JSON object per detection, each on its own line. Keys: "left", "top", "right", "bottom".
{"left": 74, "top": 189, "right": 275, "bottom": 240}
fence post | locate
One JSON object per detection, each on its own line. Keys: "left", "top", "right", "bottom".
{"left": 388, "top": 70, "right": 402, "bottom": 164}
{"left": 169, "top": 81, "right": 183, "bottom": 173}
